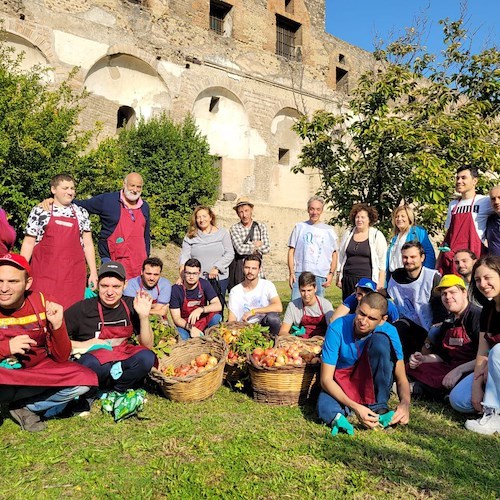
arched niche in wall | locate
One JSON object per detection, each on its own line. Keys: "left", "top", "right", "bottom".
{"left": 271, "top": 107, "right": 302, "bottom": 168}
{"left": 84, "top": 54, "right": 171, "bottom": 121}
{"left": 4, "top": 33, "right": 54, "bottom": 82}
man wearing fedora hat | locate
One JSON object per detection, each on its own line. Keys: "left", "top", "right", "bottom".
{"left": 228, "top": 197, "right": 270, "bottom": 291}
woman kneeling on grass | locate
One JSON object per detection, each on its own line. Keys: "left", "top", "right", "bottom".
{"left": 449, "top": 256, "right": 500, "bottom": 435}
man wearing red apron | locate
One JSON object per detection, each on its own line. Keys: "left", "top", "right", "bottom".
{"left": 408, "top": 275, "right": 481, "bottom": 396}
{"left": 64, "top": 261, "right": 156, "bottom": 395}
{"left": 0, "top": 254, "right": 98, "bottom": 432}
{"left": 317, "top": 293, "right": 410, "bottom": 430}
{"left": 20, "top": 174, "right": 98, "bottom": 310}
{"left": 279, "top": 271, "right": 333, "bottom": 338}
{"left": 0, "top": 207, "right": 16, "bottom": 255}
{"left": 437, "top": 165, "right": 492, "bottom": 275}
{"left": 170, "top": 258, "right": 223, "bottom": 340}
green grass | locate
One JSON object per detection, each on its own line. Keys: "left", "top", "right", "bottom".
{"left": 0, "top": 283, "right": 498, "bottom": 499}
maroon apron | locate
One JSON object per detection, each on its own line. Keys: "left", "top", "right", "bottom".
{"left": 0, "top": 208, "right": 16, "bottom": 255}
{"left": 87, "top": 300, "right": 150, "bottom": 365}
{"left": 181, "top": 282, "right": 216, "bottom": 331}
{"left": 333, "top": 336, "right": 376, "bottom": 405}
{"left": 438, "top": 196, "right": 486, "bottom": 275}
{"left": 31, "top": 206, "right": 86, "bottom": 310}
{"left": 409, "top": 323, "right": 477, "bottom": 389}
{"left": 107, "top": 204, "right": 147, "bottom": 279}
{"left": 0, "top": 293, "right": 97, "bottom": 387}
{"left": 300, "top": 298, "right": 327, "bottom": 338}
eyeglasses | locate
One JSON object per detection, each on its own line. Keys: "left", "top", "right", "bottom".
{"left": 184, "top": 271, "right": 200, "bottom": 277}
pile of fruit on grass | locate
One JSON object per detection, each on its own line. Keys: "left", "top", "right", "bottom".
{"left": 150, "top": 315, "right": 178, "bottom": 358}
{"left": 161, "top": 353, "right": 219, "bottom": 377}
{"left": 213, "top": 322, "right": 274, "bottom": 367}
{"left": 250, "top": 339, "right": 322, "bottom": 368}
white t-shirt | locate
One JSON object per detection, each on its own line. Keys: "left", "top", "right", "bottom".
{"left": 228, "top": 279, "right": 278, "bottom": 322}
{"left": 444, "top": 195, "right": 493, "bottom": 241}
{"left": 288, "top": 221, "right": 338, "bottom": 277}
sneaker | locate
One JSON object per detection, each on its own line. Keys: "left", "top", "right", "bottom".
{"left": 465, "top": 407, "right": 500, "bottom": 436}
{"left": 9, "top": 407, "right": 47, "bottom": 432}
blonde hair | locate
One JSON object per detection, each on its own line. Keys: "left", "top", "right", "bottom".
{"left": 391, "top": 205, "right": 415, "bottom": 237}
{"left": 187, "top": 205, "right": 217, "bottom": 238}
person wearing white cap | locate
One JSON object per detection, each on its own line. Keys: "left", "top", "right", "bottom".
{"left": 228, "top": 197, "right": 270, "bottom": 291}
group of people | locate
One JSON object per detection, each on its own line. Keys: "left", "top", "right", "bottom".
{"left": 0, "top": 166, "right": 498, "bottom": 437}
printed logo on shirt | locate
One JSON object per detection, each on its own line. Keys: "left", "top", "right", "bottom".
{"left": 454, "top": 204, "right": 479, "bottom": 214}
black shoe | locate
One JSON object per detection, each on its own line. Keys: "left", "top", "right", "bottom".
{"left": 9, "top": 407, "right": 47, "bottom": 432}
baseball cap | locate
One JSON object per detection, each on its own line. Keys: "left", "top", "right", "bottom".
{"left": 434, "top": 274, "right": 466, "bottom": 292}
{"left": 233, "top": 196, "right": 254, "bottom": 211}
{"left": 98, "top": 261, "right": 126, "bottom": 281}
{"left": 0, "top": 253, "right": 31, "bottom": 276}
{"left": 355, "top": 278, "right": 377, "bottom": 292}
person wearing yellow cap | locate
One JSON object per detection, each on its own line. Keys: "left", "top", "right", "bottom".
{"left": 407, "top": 274, "right": 481, "bottom": 400}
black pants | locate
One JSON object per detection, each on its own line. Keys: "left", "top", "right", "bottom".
{"left": 394, "top": 318, "right": 428, "bottom": 361}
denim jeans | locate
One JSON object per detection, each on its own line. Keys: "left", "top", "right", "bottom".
{"left": 449, "top": 343, "right": 500, "bottom": 413}
{"left": 291, "top": 273, "right": 326, "bottom": 301}
{"left": 177, "top": 313, "right": 222, "bottom": 341}
{"left": 317, "top": 332, "right": 395, "bottom": 425}
{"left": 76, "top": 349, "right": 156, "bottom": 392}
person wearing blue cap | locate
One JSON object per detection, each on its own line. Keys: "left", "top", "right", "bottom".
{"left": 330, "top": 278, "right": 399, "bottom": 324}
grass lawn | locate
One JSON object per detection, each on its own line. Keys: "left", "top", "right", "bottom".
{"left": 0, "top": 283, "right": 498, "bottom": 498}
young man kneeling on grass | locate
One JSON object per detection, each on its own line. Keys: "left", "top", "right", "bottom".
{"left": 317, "top": 292, "right": 410, "bottom": 433}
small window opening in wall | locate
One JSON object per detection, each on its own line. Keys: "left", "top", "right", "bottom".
{"left": 276, "top": 15, "right": 302, "bottom": 60}
{"left": 338, "top": 53, "right": 345, "bottom": 64}
{"left": 278, "top": 148, "right": 290, "bottom": 165}
{"left": 213, "top": 156, "right": 222, "bottom": 169}
{"left": 209, "top": 96, "right": 220, "bottom": 113}
{"left": 117, "top": 106, "right": 136, "bottom": 130}
{"left": 285, "top": 0, "right": 294, "bottom": 14}
{"left": 336, "top": 67, "right": 349, "bottom": 93}
{"left": 210, "top": 0, "right": 232, "bottom": 36}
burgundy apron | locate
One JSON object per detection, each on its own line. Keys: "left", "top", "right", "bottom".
{"left": 438, "top": 196, "right": 486, "bottom": 275}
{"left": 0, "top": 208, "right": 16, "bottom": 255}
{"left": 107, "top": 204, "right": 147, "bottom": 280}
{"left": 0, "top": 293, "right": 97, "bottom": 387}
{"left": 181, "top": 282, "right": 216, "bottom": 331}
{"left": 300, "top": 298, "right": 327, "bottom": 338}
{"left": 409, "top": 323, "right": 476, "bottom": 389}
{"left": 87, "top": 300, "right": 150, "bottom": 365}
{"left": 333, "top": 335, "right": 376, "bottom": 405}
{"left": 31, "top": 206, "right": 86, "bottom": 310}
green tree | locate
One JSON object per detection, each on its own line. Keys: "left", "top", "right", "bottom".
{"left": 293, "top": 17, "right": 499, "bottom": 234}
{"left": 0, "top": 44, "right": 93, "bottom": 237}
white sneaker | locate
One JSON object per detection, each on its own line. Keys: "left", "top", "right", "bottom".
{"left": 465, "top": 407, "right": 500, "bottom": 435}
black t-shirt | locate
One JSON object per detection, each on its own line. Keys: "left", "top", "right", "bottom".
{"left": 434, "top": 303, "right": 482, "bottom": 361}
{"left": 480, "top": 299, "right": 500, "bottom": 337}
{"left": 64, "top": 296, "right": 140, "bottom": 342}
{"left": 169, "top": 279, "right": 217, "bottom": 311}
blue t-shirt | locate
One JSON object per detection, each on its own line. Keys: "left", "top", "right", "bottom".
{"left": 123, "top": 276, "right": 172, "bottom": 304}
{"left": 322, "top": 315, "right": 404, "bottom": 369}
{"left": 343, "top": 294, "right": 400, "bottom": 323}
{"left": 169, "top": 278, "right": 217, "bottom": 310}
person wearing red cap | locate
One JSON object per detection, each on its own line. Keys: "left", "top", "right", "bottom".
{"left": 0, "top": 253, "right": 98, "bottom": 432}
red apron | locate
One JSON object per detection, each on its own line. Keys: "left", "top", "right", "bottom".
{"left": 300, "top": 298, "right": 328, "bottom": 338}
{"left": 87, "top": 300, "right": 151, "bottom": 365}
{"left": 409, "top": 323, "right": 476, "bottom": 389}
{"left": 107, "top": 205, "right": 147, "bottom": 279}
{"left": 333, "top": 335, "right": 376, "bottom": 405}
{"left": 0, "top": 208, "right": 16, "bottom": 255}
{"left": 31, "top": 206, "right": 86, "bottom": 310}
{"left": 438, "top": 196, "right": 486, "bottom": 275}
{"left": 181, "top": 282, "right": 216, "bottom": 331}
{"left": 0, "top": 293, "right": 97, "bottom": 387}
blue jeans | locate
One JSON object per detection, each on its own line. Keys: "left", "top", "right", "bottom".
{"left": 291, "top": 273, "right": 326, "bottom": 301}
{"left": 177, "top": 313, "right": 222, "bottom": 341}
{"left": 317, "top": 332, "right": 395, "bottom": 425}
{"left": 76, "top": 349, "right": 156, "bottom": 392}
{"left": 0, "top": 385, "right": 91, "bottom": 418}
{"left": 449, "top": 343, "right": 500, "bottom": 413}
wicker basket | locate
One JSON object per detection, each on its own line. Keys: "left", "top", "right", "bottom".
{"left": 247, "top": 356, "right": 321, "bottom": 406}
{"left": 274, "top": 335, "right": 324, "bottom": 351}
{"left": 149, "top": 337, "right": 228, "bottom": 402}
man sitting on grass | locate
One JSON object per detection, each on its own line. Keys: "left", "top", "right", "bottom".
{"left": 317, "top": 292, "right": 410, "bottom": 433}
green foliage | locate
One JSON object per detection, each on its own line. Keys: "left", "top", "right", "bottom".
{"left": 116, "top": 114, "right": 219, "bottom": 244}
{"left": 293, "top": 18, "right": 499, "bottom": 234}
{"left": 0, "top": 44, "right": 93, "bottom": 236}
